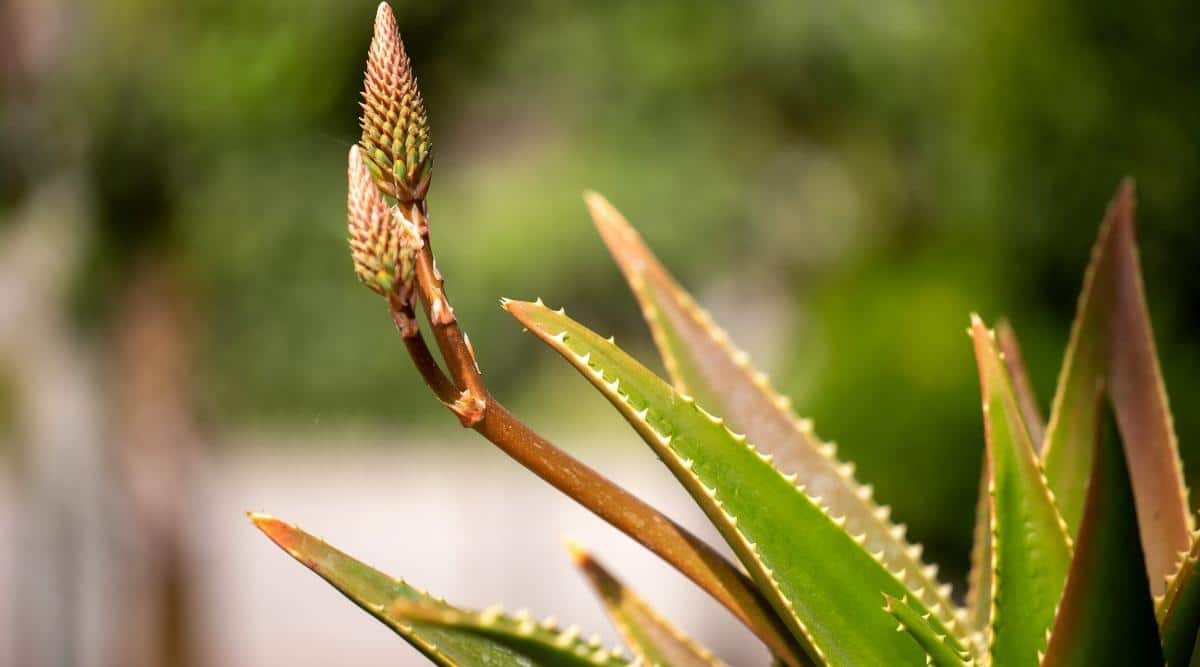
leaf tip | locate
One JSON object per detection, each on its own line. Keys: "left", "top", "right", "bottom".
{"left": 1108, "top": 176, "right": 1137, "bottom": 230}
{"left": 562, "top": 536, "right": 591, "bottom": 566}
{"left": 583, "top": 190, "right": 644, "bottom": 259}
{"left": 248, "top": 512, "right": 301, "bottom": 551}
{"left": 1117, "top": 175, "right": 1136, "bottom": 200}
{"left": 501, "top": 298, "right": 534, "bottom": 317}
{"left": 968, "top": 314, "right": 992, "bottom": 345}
{"left": 583, "top": 190, "right": 614, "bottom": 217}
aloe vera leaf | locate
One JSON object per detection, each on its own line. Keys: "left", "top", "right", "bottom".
{"left": 566, "top": 540, "right": 726, "bottom": 667}
{"left": 1158, "top": 535, "right": 1200, "bottom": 666}
{"left": 585, "top": 192, "right": 965, "bottom": 637}
{"left": 1040, "top": 404, "right": 1162, "bottom": 666}
{"left": 505, "top": 299, "right": 961, "bottom": 667}
{"left": 250, "top": 513, "right": 624, "bottom": 667}
{"left": 884, "top": 595, "right": 974, "bottom": 667}
{"left": 965, "top": 320, "right": 1036, "bottom": 637}
{"left": 995, "top": 318, "right": 1046, "bottom": 448}
{"left": 386, "top": 601, "right": 631, "bottom": 667}
{"left": 1041, "top": 180, "right": 1190, "bottom": 593}
{"left": 964, "top": 459, "right": 991, "bottom": 638}
{"left": 969, "top": 316, "right": 1072, "bottom": 665}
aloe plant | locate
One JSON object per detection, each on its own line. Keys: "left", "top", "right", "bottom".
{"left": 251, "top": 4, "right": 1199, "bottom": 665}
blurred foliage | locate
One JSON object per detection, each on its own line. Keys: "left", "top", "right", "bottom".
{"left": 3, "top": 0, "right": 1198, "bottom": 582}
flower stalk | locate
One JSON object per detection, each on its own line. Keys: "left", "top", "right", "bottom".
{"left": 342, "top": 4, "right": 806, "bottom": 665}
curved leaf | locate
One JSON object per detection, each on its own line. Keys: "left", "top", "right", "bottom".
{"left": 506, "top": 299, "right": 959, "bottom": 667}
{"left": 970, "top": 316, "right": 1072, "bottom": 665}
{"left": 996, "top": 318, "right": 1046, "bottom": 449}
{"left": 1041, "top": 404, "right": 1162, "bottom": 666}
{"left": 250, "top": 513, "right": 626, "bottom": 667}
{"left": 387, "top": 601, "right": 629, "bottom": 667}
{"left": 567, "top": 540, "right": 726, "bottom": 667}
{"left": 967, "top": 322, "right": 1036, "bottom": 640}
{"left": 964, "top": 458, "right": 991, "bottom": 639}
{"left": 884, "top": 595, "right": 973, "bottom": 667}
{"left": 1041, "top": 180, "right": 1190, "bottom": 594}
{"left": 1159, "top": 535, "right": 1200, "bottom": 666}
{"left": 586, "top": 192, "right": 964, "bottom": 636}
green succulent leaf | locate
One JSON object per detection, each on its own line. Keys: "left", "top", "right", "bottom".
{"left": 884, "top": 595, "right": 974, "bottom": 667}
{"left": 1159, "top": 535, "right": 1200, "bottom": 666}
{"left": 586, "top": 192, "right": 964, "bottom": 638}
{"left": 1041, "top": 180, "right": 1190, "bottom": 594}
{"left": 1040, "top": 404, "right": 1162, "bottom": 666}
{"left": 995, "top": 318, "right": 1046, "bottom": 449}
{"left": 965, "top": 322, "right": 1039, "bottom": 640}
{"left": 250, "top": 513, "right": 625, "bottom": 667}
{"left": 964, "top": 459, "right": 991, "bottom": 638}
{"left": 386, "top": 601, "right": 630, "bottom": 667}
{"left": 969, "top": 316, "right": 1072, "bottom": 665}
{"left": 567, "top": 540, "right": 726, "bottom": 667}
{"left": 965, "top": 319, "right": 1038, "bottom": 640}
{"left": 505, "top": 298, "right": 963, "bottom": 667}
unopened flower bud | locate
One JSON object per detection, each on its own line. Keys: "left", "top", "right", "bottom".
{"left": 347, "top": 146, "right": 420, "bottom": 297}
{"left": 359, "top": 3, "right": 432, "bottom": 203}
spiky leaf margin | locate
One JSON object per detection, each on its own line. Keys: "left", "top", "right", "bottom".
{"left": 250, "top": 513, "right": 626, "bottom": 667}
{"left": 585, "top": 192, "right": 966, "bottom": 639}
{"left": 884, "top": 595, "right": 974, "bottom": 667}
{"left": 387, "top": 600, "right": 631, "bottom": 667}
{"left": 1040, "top": 404, "right": 1162, "bottom": 666}
{"left": 506, "top": 299, "right": 966, "bottom": 667}
{"left": 995, "top": 319, "right": 1046, "bottom": 448}
{"left": 1041, "top": 180, "right": 1190, "bottom": 595}
{"left": 1159, "top": 535, "right": 1200, "bottom": 666}
{"left": 567, "top": 540, "right": 726, "bottom": 667}
{"left": 970, "top": 316, "right": 1072, "bottom": 665}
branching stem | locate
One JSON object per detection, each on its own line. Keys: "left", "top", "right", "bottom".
{"left": 393, "top": 201, "right": 807, "bottom": 667}
{"left": 388, "top": 295, "right": 456, "bottom": 403}
{"left": 409, "top": 205, "right": 487, "bottom": 402}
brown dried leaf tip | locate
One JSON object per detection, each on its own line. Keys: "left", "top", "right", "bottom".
{"left": 347, "top": 146, "right": 421, "bottom": 298}
{"left": 359, "top": 2, "right": 432, "bottom": 203}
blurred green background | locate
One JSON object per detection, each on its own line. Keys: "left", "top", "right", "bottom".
{"left": 3, "top": 0, "right": 1199, "bottom": 611}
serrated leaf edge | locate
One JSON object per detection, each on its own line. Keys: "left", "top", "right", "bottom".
{"left": 1041, "top": 181, "right": 1191, "bottom": 589}
{"left": 251, "top": 512, "right": 480, "bottom": 667}
{"left": 964, "top": 457, "right": 991, "bottom": 646}
{"left": 509, "top": 299, "right": 969, "bottom": 665}
{"left": 388, "top": 599, "right": 632, "bottom": 667}
{"left": 974, "top": 318, "right": 1074, "bottom": 666}
{"left": 884, "top": 594, "right": 975, "bottom": 667}
{"left": 1156, "top": 529, "right": 1200, "bottom": 667}
{"left": 567, "top": 540, "right": 727, "bottom": 667}
{"left": 619, "top": 242, "right": 967, "bottom": 641}
{"left": 1159, "top": 531, "right": 1200, "bottom": 620}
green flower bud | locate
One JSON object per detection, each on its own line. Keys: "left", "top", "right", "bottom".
{"left": 359, "top": 3, "right": 432, "bottom": 203}
{"left": 347, "top": 146, "right": 420, "bottom": 297}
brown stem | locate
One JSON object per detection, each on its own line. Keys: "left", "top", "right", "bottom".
{"left": 408, "top": 204, "right": 487, "bottom": 406}
{"left": 389, "top": 296, "right": 457, "bottom": 404}
{"left": 473, "top": 400, "right": 807, "bottom": 666}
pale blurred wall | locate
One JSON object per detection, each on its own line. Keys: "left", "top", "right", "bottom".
{"left": 2, "top": 435, "right": 768, "bottom": 665}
